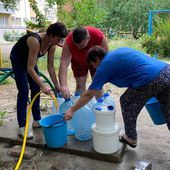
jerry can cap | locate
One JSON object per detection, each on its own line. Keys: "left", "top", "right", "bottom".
{"left": 107, "top": 105, "right": 114, "bottom": 110}
{"left": 95, "top": 106, "right": 102, "bottom": 111}
{"left": 65, "top": 98, "right": 71, "bottom": 101}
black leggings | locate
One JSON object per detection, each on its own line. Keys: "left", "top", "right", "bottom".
{"left": 10, "top": 58, "right": 41, "bottom": 127}
{"left": 120, "top": 65, "right": 170, "bottom": 140}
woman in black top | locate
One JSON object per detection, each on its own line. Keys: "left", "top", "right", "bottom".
{"left": 10, "top": 22, "right": 68, "bottom": 139}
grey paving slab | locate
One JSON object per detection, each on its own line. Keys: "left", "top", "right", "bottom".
{"left": 10, "top": 145, "right": 37, "bottom": 159}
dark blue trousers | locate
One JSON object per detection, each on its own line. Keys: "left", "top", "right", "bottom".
{"left": 11, "top": 59, "right": 41, "bottom": 127}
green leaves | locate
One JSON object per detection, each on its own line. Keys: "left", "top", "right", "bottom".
{"left": 0, "top": 111, "right": 6, "bottom": 126}
{"left": 46, "top": 0, "right": 68, "bottom": 6}
{"left": 102, "top": 0, "right": 170, "bottom": 39}
{"left": 141, "top": 20, "right": 170, "bottom": 58}
{"left": 0, "top": 0, "right": 19, "bottom": 10}
{"left": 1, "top": 0, "right": 170, "bottom": 37}
{"left": 58, "top": 0, "right": 107, "bottom": 28}
{"left": 26, "top": 0, "right": 49, "bottom": 30}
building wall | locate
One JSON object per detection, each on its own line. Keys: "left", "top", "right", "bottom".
{"left": 12, "top": 0, "right": 31, "bottom": 26}
{"left": 0, "top": 13, "right": 10, "bottom": 27}
{"left": 0, "top": 0, "right": 57, "bottom": 42}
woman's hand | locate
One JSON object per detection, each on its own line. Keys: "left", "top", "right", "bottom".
{"left": 64, "top": 108, "right": 74, "bottom": 121}
{"left": 41, "top": 85, "right": 52, "bottom": 95}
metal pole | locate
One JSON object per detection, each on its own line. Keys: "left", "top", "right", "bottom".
{"left": 148, "top": 10, "right": 153, "bottom": 36}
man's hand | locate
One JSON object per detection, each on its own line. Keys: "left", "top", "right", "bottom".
{"left": 54, "top": 86, "right": 60, "bottom": 95}
{"left": 60, "top": 86, "right": 70, "bottom": 99}
{"left": 64, "top": 108, "right": 74, "bottom": 120}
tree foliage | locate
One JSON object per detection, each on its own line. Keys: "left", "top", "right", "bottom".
{"left": 100, "top": 0, "right": 170, "bottom": 39}
{"left": 0, "top": 0, "right": 50, "bottom": 29}
{"left": 26, "top": 0, "right": 49, "bottom": 29}
{"left": 46, "top": 0, "right": 68, "bottom": 6}
{"left": 0, "top": 0, "right": 67, "bottom": 9}
{"left": 58, "top": 0, "right": 107, "bottom": 28}
{"left": 0, "top": 0, "right": 19, "bottom": 10}
{"left": 1, "top": 0, "right": 170, "bottom": 38}
{"left": 141, "top": 20, "right": 170, "bottom": 58}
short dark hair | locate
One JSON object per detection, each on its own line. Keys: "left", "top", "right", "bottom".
{"left": 87, "top": 46, "right": 106, "bottom": 63}
{"left": 46, "top": 22, "right": 68, "bottom": 38}
{"left": 73, "top": 27, "right": 87, "bottom": 44}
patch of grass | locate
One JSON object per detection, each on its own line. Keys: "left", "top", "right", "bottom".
{"left": 108, "top": 38, "right": 145, "bottom": 52}
{"left": 37, "top": 47, "right": 62, "bottom": 72}
{"left": 0, "top": 78, "right": 12, "bottom": 85}
{"left": 0, "top": 111, "right": 6, "bottom": 126}
{"left": 1, "top": 60, "right": 12, "bottom": 68}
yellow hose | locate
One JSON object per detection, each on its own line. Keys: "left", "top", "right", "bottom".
{"left": 15, "top": 92, "right": 58, "bottom": 170}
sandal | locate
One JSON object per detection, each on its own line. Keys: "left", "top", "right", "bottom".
{"left": 119, "top": 135, "right": 137, "bottom": 148}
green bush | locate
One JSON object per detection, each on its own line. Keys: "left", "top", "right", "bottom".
{"left": 141, "top": 20, "right": 170, "bottom": 58}
{"left": 3, "top": 30, "right": 24, "bottom": 42}
{"left": 3, "top": 31, "right": 11, "bottom": 41}
{"left": 141, "top": 35, "right": 159, "bottom": 56}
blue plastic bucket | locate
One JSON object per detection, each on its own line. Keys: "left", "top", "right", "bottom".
{"left": 39, "top": 114, "right": 67, "bottom": 148}
{"left": 145, "top": 97, "right": 166, "bottom": 125}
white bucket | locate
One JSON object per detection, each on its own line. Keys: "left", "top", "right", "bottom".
{"left": 94, "top": 105, "right": 115, "bottom": 131}
{"left": 92, "top": 123, "right": 121, "bottom": 154}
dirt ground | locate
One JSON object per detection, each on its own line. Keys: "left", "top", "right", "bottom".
{"left": 0, "top": 77, "right": 170, "bottom": 169}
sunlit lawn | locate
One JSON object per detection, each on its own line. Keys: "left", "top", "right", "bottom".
{"left": 108, "top": 38, "right": 144, "bottom": 52}
{"left": 3, "top": 37, "right": 165, "bottom": 75}
{"left": 1, "top": 38, "right": 169, "bottom": 93}
{"left": 38, "top": 38, "right": 144, "bottom": 72}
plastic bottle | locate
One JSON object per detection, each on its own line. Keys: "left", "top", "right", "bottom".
{"left": 59, "top": 98, "right": 73, "bottom": 114}
{"left": 71, "top": 92, "right": 80, "bottom": 104}
{"left": 57, "top": 93, "right": 65, "bottom": 107}
{"left": 87, "top": 97, "right": 97, "bottom": 110}
{"left": 71, "top": 105, "right": 95, "bottom": 141}
{"left": 93, "top": 97, "right": 105, "bottom": 111}
{"left": 59, "top": 98, "right": 75, "bottom": 135}
{"left": 103, "top": 90, "right": 116, "bottom": 107}
{"left": 51, "top": 93, "right": 65, "bottom": 114}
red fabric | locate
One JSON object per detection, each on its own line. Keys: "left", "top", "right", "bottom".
{"left": 66, "top": 26, "right": 104, "bottom": 77}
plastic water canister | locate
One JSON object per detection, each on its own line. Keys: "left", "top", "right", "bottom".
{"left": 94, "top": 105, "right": 115, "bottom": 131}
{"left": 59, "top": 98, "right": 73, "bottom": 114}
{"left": 59, "top": 98, "right": 75, "bottom": 135}
{"left": 87, "top": 97, "right": 97, "bottom": 110}
{"left": 93, "top": 97, "right": 105, "bottom": 112}
{"left": 92, "top": 123, "right": 120, "bottom": 154}
{"left": 57, "top": 93, "right": 65, "bottom": 106}
{"left": 51, "top": 93, "right": 64, "bottom": 114}
{"left": 52, "top": 102, "right": 59, "bottom": 114}
{"left": 71, "top": 105, "right": 95, "bottom": 141}
{"left": 71, "top": 92, "right": 80, "bottom": 104}
{"left": 103, "top": 91, "right": 115, "bottom": 107}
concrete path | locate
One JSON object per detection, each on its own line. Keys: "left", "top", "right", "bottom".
{"left": 0, "top": 110, "right": 126, "bottom": 163}
{"left": 0, "top": 83, "right": 170, "bottom": 169}
{"left": 0, "top": 107, "right": 170, "bottom": 169}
